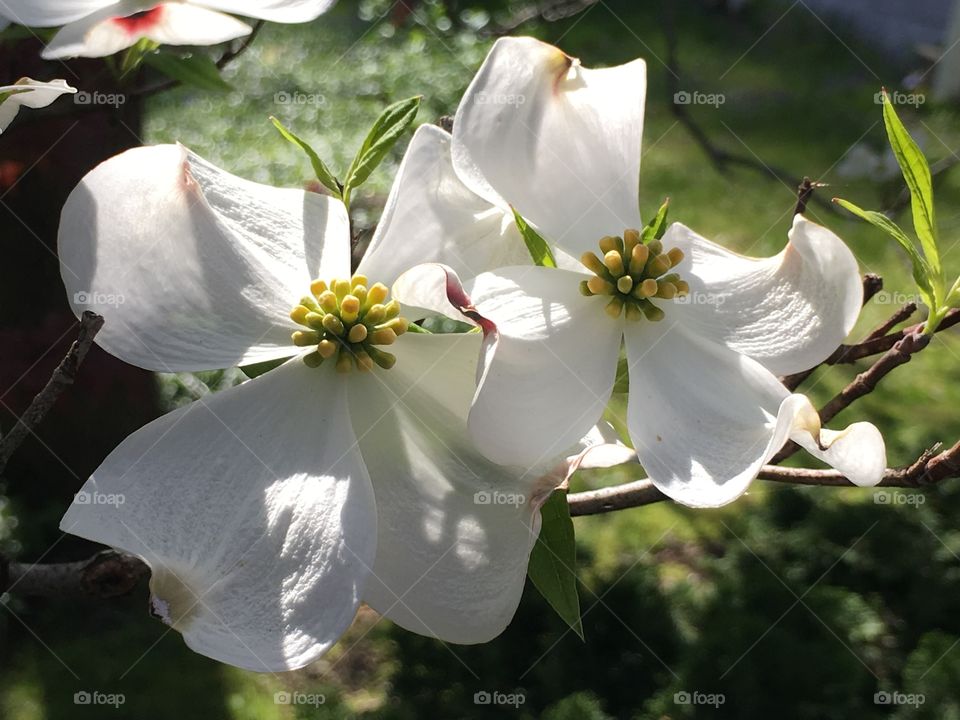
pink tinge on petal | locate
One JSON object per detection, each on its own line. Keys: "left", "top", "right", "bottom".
{"left": 444, "top": 269, "right": 497, "bottom": 336}
{"left": 112, "top": 6, "right": 165, "bottom": 34}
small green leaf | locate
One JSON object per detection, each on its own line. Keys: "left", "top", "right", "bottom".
{"left": 240, "top": 357, "right": 286, "bottom": 379}
{"left": 270, "top": 117, "right": 342, "bottom": 198}
{"left": 834, "top": 198, "right": 936, "bottom": 308}
{"left": 343, "top": 96, "right": 421, "bottom": 203}
{"left": 144, "top": 52, "right": 232, "bottom": 92}
{"left": 528, "top": 490, "right": 583, "bottom": 640}
{"left": 881, "top": 90, "right": 942, "bottom": 284}
{"left": 511, "top": 207, "right": 557, "bottom": 268}
{"left": 641, "top": 198, "right": 670, "bottom": 243}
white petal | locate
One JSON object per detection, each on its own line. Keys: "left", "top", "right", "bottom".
{"left": 452, "top": 36, "right": 646, "bottom": 256}
{"left": 42, "top": 2, "right": 251, "bottom": 60}
{"left": 782, "top": 395, "right": 886, "bottom": 487}
{"left": 358, "top": 124, "right": 528, "bottom": 289}
{"left": 664, "top": 215, "right": 863, "bottom": 375}
{"left": 348, "top": 333, "right": 544, "bottom": 643}
{"left": 0, "top": 0, "right": 111, "bottom": 27}
{"left": 391, "top": 262, "right": 488, "bottom": 325}
{"left": 60, "top": 359, "right": 376, "bottom": 671}
{"left": 196, "top": 0, "right": 336, "bottom": 23}
{"left": 59, "top": 144, "right": 351, "bottom": 371}
{"left": 0, "top": 78, "right": 77, "bottom": 132}
{"left": 467, "top": 265, "right": 622, "bottom": 468}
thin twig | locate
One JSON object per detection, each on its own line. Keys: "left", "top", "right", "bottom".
{"left": 0, "top": 312, "right": 104, "bottom": 474}
{"left": 1, "top": 550, "right": 148, "bottom": 598}
{"left": 568, "top": 441, "right": 960, "bottom": 516}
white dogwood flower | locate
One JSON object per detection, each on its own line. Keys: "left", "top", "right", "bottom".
{"left": 0, "top": 78, "right": 77, "bottom": 132}
{"left": 57, "top": 143, "right": 622, "bottom": 671}
{"left": 380, "top": 36, "right": 886, "bottom": 507}
{"left": 1, "top": 0, "right": 335, "bottom": 59}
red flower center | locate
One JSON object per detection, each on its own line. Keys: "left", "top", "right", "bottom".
{"left": 112, "top": 6, "right": 165, "bottom": 34}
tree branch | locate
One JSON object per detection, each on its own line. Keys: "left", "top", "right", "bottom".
{"left": 1, "top": 550, "right": 148, "bottom": 598}
{"left": 0, "top": 312, "right": 103, "bottom": 474}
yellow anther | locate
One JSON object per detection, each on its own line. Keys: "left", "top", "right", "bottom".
{"left": 641, "top": 301, "right": 665, "bottom": 322}
{"left": 347, "top": 324, "right": 368, "bottom": 343}
{"left": 310, "top": 279, "right": 328, "bottom": 297}
{"left": 647, "top": 239, "right": 663, "bottom": 256}
{"left": 676, "top": 280, "right": 690, "bottom": 296}
{"left": 378, "top": 317, "right": 409, "bottom": 335}
{"left": 580, "top": 280, "right": 594, "bottom": 297}
{"left": 605, "top": 296, "right": 625, "bottom": 318}
{"left": 366, "top": 283, "right": 389, "bottom": 307}
{"left": 366, "top": 345, "right": 397, "bottom": 370}
{"left": 655, "top": 282, "right": 677, "bottom": 300}
{"left": 580, "top": 251, "right": 608, "bottom": 278}
{"left": 300, "top": 295, "right": 321, "bottom": 313}
{"left": 629, "top": 242, "right": 649, "bottom": 275}
{"left": 322, "top": 314, "right": 345, "bottom": 336}
{"left": 371, "top": 328, "right": 397, "bottom": 345}
{"left": 598, "top": 235, "right": 621, "bottom": 255}
{"left": 317, "top": 339, "right": 338, "bottom": 359}
{"left": 587, "top": 276, "right": 615, "bottom": 295}
{"left": 303, "top": 352, "right": 324, "bottom": 368}
{"left": 318, "top": 291, "right": 338, "bottom": 314}
{"left": 625, "top": 303, "right": 644, "bottom": 322}
{"left": 290, "top": 305, "right": 310, "bottom": 325}
{"left": 384, "top": 299, "right": 401, "bottom": 320}
{"left": 340, "top": 295, "right": 360, "bottom": 324}
{"left": 616, "top": 276, "right": 634, "bottom": 294}
{"left": 335, "top": 349, "right": 353, "bottom": 373}
{"left": 351, "top": 274, "right": 368, "bottom": 289}
{"left": 667, "top": 247, "right": 685, "bottom": 268}
{"left": 633, "top": 278, "right": 658, "bottom": 299}
{"left": 305, "top": 311, "right": 326, "bottom": 330}
{"left": 355, "top": 351, "right": 374, "bottom": 372}
{"left": 364, "top": 304, "right": 386, "bottom": 325}
{"left": 603, "top": 250, "right": 625, "bottom": 277}
{"left": 334, "top": 279, "right": 352, "bottom": 300}
{"left": 623, "top": 228, "right": 641, "bottom": 256}
{"left": 353, "top": 285, "right": 368, "bottom": 306}
{"left": 292, "top": 330, "right": 319, "bottom": 346}
{"left": 646, "top": 254, "right": 671, "bottom": 277}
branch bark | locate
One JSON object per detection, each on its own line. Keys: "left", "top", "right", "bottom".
{"left": 2, "top": 550, "right": 148, "bottom": 598}
{"left": 0, "top": 311, "right": 104, "bottom": 474}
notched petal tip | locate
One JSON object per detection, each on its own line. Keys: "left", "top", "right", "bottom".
{"left": 148, "top": 567, "right": 198, "bottom": 631}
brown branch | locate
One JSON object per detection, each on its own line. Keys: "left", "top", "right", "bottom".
{"left": 0, "top": 312, "right": 103, "bottom": 474}
{"left": 568, "top": 441, "right": 960, "bottom": 516}
{"left": 1, "top": 550, "right": 148, "bottom": 598}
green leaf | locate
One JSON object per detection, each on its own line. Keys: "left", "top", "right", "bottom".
{"left": 881, "top": 90, "right": 942, "bottom": 283}
{"left": 342, "top": 96, "right": 421, "bottom": 203}
{"left": 144, "top": 52, "right": 233, "bottom": 92}
{"left": 641, "top": 198, "right": 670, "bottom": 243}
{"left": 240, "top": 357, "right": 286, "bottom": 379}
{"left": 511, "top": 207, "right": 557, "bottom": 268}
{"left": 528, "top": 490, "right": 583, "bottom": 640}
{"left": 270, "top": 117, "right": 342, "bottom": 198}
{"left": 833, "top": 198, "right": 936, "bottom": 308}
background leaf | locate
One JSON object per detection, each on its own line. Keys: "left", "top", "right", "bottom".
{"left": 342, "top": 95, "right": 421, "bottom": 201}
{"left": 270, "top": 117, "right": 342, "bottom": 198}
{"left": 144, "top": 52, "right": 233, "bottom": 92}
{"left": 512, "top": 207, "right": 558, "bottom": 268}
{"left": 528, "top": 490, "right": 584, "bottom": 640}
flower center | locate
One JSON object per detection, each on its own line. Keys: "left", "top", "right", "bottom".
{"left": 290, "top": 275, "right": 409, "bottom": 372}
{"left": 579, "top": 229, "right": 689, "bottom": 321}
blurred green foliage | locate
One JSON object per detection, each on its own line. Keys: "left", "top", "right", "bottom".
{"left": 3, "top": 0, "right": 960, "bottom": 718}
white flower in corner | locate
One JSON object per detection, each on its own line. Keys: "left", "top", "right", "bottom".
{"left": 383, "top": 36, "right": 887, "bottom": 507}
{"left": 57, "top": 143, "right": 621, "bottom": 671}
{"left": 1, "top": 0, "right": 336, "bottom": 59}
{"left": 0, "top": 78, "right": 77, "bottom": 132}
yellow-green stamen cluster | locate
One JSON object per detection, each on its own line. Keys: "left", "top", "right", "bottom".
{"left": 290, "top": 275, "right": 409, "bottom": 372}
{"left": 580, "top": 229, "right": 690, "bottom": 321}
